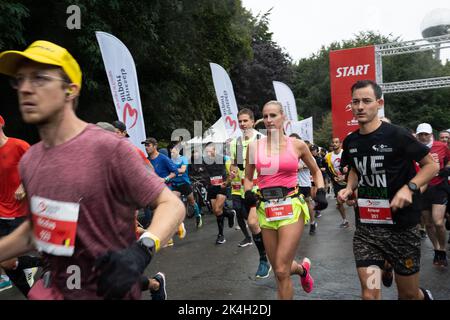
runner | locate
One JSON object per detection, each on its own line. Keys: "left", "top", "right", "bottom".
{"left": 338, "top": 80, "right": 438, "bottom": 300}
{"left": 289, "top": 134, "right": 318, "bottom": 235}
{"left": 244, "top": 101, "right": 328, "bottom": 299}
{"left": 325, "top": 137, "right": 350, "bottom": 227}
{"left": 142, "top": 137, "right": 186, "bottom": 240}
{"left": 0, "top": 115, "right": 41, "bottom": 296}
{"left": 170, "top": 145, "right": 203, "bottom": 228}
{"left": 229, "top": 108, "right": 272, "bottom": 278}
{"left": 0, "top": 40, "right": 185, "bottom": 299}
{"left": 416, "top": 123, "right": 450, "bottom": 266}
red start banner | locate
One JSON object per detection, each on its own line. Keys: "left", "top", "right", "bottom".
{"left": 329, "top": 46, "right": 376, "bottom": 140}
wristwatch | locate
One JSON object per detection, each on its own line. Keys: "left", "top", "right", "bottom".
{"left": 138, "top": 236, "right": 156, "bottom": 257}
{"left": 407, "top": 182, "right": 419, "bottom": 193}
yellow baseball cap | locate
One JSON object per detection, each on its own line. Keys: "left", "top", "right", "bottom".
{"left": 0, "top": 40, "right": 82, "bottom": 89}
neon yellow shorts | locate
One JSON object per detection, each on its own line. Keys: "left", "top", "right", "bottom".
{"left": 256, "top": 195, "right": 310, "bottom": 230}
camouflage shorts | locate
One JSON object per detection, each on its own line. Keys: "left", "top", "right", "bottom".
{"left": 353, "top": 225, "right": 421, "bottom": 276}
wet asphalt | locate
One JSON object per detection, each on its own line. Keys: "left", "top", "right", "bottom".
{"left": 1, "top": 197, "right": 449, "bottom": 300}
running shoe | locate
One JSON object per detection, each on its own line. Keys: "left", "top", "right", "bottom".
{"left": 216, "top": 234, "right": 226, "bottom": 245}
{"left": 255, "top": 260, "right": 271, "bottom": 279}
{"left": 420, "top": 288, "right": 434, "bottom": 300}
{"left": 24, "top": 267, "right": 38, "bottom": 288}
{"left": 438, "top": 251, "right": 448, "bottom": 267}
{"left": 177, "top": 222, "right": 186, "bottom": 239}
{"left": 0, "top": 276, "right": 12, "bottom": 292}
{"left": 339, "top": 221, "right": 350, "bottom": 228}
{"left": 382, "top": 265, "right": 393, "bottom": 288}
{"left": 433, "top": 250, "right": 440, "bottom": 265}
{"left": 309, "top": 222, "right": 317, "bottom": 235}
{"left": 299, "top": 257, "right": 314, "bottom": 293}
{"left": 314, "top": 211, "right": 322, "bottom": 218}
{"left": 195, "top": 216, "right": 203, "bottom": 229}
{"left": 150, "top": 272, "right": 167, "bottom": 300}
{"left": 238, "top": 237, "right": 252, "bottom": 247}
{"left": 164, "top": 238, "right": 174, "bottom": 247}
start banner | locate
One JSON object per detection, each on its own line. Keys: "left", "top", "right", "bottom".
{"left": 329, "top": 46, "right": 377, "bottom": 140}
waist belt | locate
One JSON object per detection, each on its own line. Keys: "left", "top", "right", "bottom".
{"left": 259, "top": 186, "right": 299, "bottom": 202}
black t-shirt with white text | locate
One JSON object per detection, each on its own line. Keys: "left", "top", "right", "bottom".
{"left": 342, "top": 122, "right": 429, "bottom": 228}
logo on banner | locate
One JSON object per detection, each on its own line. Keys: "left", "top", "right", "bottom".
{"left": 336, "top": 64, "right": 370, "bottom": 78}
{"left": 123, "top": 103, "right": 138, "bottom": 130}
{"left": 225, "top": 115, "right": 237, "bottom": 134}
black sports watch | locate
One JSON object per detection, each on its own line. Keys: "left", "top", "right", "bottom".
{"left": 138, "top": 236, "right": 156, "bottom": 257}
{"left": 407, "top": 182, "right": 419, "bottom": 193}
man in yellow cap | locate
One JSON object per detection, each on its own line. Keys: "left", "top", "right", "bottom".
{"left": 0, "top": 40, "right": 185, "bottom": 299}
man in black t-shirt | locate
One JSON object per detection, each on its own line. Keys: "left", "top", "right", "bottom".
{"left": 338, "top": 80, "right": 439, "bottom": 300}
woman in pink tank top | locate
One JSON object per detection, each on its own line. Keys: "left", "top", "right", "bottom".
{"left": 243, "top": 100, "right": 328, "bottom": 300}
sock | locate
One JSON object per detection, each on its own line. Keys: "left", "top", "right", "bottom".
{"left": 252, "top": 232, "right": 267, "bottom": 261}
{"left": 236, "top": 210, "right": 250, "bottom": 239}
{"left": 193, "top": 203, "right": 201, "bottom": 218}
{"left": 216, "top": 214, "right": 224, "bottom": 235}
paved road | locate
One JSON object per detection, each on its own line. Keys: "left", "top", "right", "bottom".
{"left": 1, "top": 198, "right": 449, "bottom": 300}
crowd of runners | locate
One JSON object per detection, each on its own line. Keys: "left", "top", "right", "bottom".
{"left": 0, "top": 40, "right": 449, "bottom": 300}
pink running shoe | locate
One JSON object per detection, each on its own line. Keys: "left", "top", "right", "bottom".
{"left": 300, "top": 257, "right": 314, "bottom": 293}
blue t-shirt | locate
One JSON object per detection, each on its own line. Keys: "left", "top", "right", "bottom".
{"left": 171, "top": 155, "right": 191, "bottom": 185}
{"left": 149, "top": 153, "right": 178, "bottom": 179}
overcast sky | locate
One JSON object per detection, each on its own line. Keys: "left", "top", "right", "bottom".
{"left": 241, "top": 0, "right": 450, "bottom": 62}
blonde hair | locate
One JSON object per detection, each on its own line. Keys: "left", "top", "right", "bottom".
{"left": 262, "top": 100, "right": 284, "bottom": 114}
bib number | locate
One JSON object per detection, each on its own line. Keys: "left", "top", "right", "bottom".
{"left": 31, "top": 196, "right": 80, "bottom": 256}
{"left": 264, "top": 197, "right": 294, "bottom": 222}
{"left": 357, "top": 198, "right": 393, "bottom": 225}
{"left": 231, "top": 181, "right": 242, "bottom": 191}
{"left": 210, "top": 176, "right": 223, "bottom": 186}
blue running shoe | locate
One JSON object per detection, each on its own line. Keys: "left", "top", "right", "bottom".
{"left": 255, "top": 260, "right": 272, "bottom": 279}
{"left": 0, "top": 276, "right": 12, "bottom": 292}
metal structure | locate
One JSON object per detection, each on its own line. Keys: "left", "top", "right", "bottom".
{"left": 375, "top": 34, "right": 450, "bottom": 94}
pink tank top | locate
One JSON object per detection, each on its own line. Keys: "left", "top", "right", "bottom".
{"left": 255, "top": 137, "right": 299, "bottom": 189}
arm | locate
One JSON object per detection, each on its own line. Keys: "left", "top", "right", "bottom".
{"left": 0, "top": 220, "right": 35, "bottom": 263}
{"left": 390, "top": 153, "right": 439, "bottom": 211}
{"left": 337, "top": 167, "right": 358, "bottom": 203}
{"left": 243, "top": 141, "right": 256, "bottom": 192}
{"left": 146, "top": 187, "right": 185, "bottom": 247}
{"left": 297, "top": 141, "right": 324, "bottom": 190}
{"left": 178, "top": 164, "right": 187, "bottom": 175}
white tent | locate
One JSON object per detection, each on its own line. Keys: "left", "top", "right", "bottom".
{"left": 187, "top": 117, "right": 230, "bottom": 144}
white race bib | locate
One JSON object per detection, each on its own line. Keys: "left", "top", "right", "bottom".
{"left": 31, "top": 196, "right": 80, "bottom": 257}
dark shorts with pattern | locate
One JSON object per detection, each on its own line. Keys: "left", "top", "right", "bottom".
{"left": 353, "top": 224, "right": 421, "bottom": 276}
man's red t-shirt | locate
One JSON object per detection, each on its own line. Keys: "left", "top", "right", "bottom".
{"left": 429, "top": 141, "right": 450, "bottom": 186}
{"left": 0, "top": 137, "right": 30, "bottom": 218}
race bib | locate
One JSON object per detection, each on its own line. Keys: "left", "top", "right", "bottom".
{"left": 231, "top": 181, "right": 242, "bottom": 191}
{"left": 210, "top": 176, "right": 224, "bottom": 186}
{"left": 264, "top": 197, "right": 294, "bottom": 222}
{"left": 357, "top": 198, "right": 393, "bottom": 225}
{"left": 30, "top": 196, "right": 80, "bottom": 257}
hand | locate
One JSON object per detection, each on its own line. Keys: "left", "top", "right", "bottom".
{"left": 14, "top": 184, "right": 26, "bottom": 201}
{"left": 337, "top": 188, "right": 353, "bottom": 203}
{"left": 95, "top": 241, "right": 152, "bottom": 299}
{"left": 336, "top": 175, "right": 345, "bottom": 182}
{"left": 313, "top": 188, "right": 328, "bottom": 211}
{"left": 390, "top": 185, "right": 413, "bottom": 212}
{"left": 244, "top": 190, "right": 257, "bottom": 211}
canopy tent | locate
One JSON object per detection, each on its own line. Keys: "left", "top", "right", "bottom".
{"left": 186, "top": 117, "right": 230, "bottom": 145}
